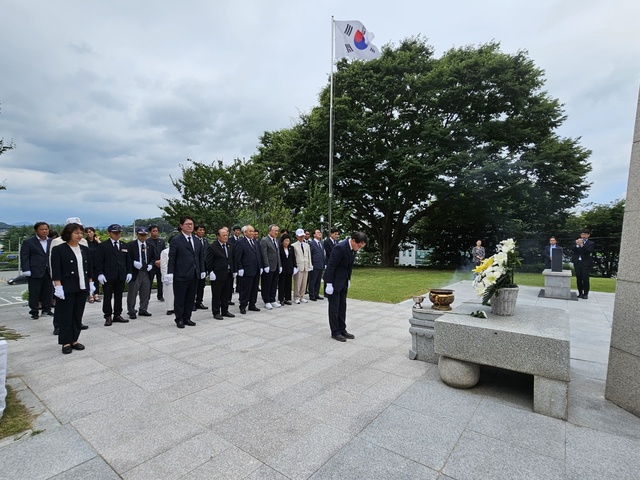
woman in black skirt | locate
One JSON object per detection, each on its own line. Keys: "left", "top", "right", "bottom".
{"left": 278, "top": 234, "right": 297, "bottom": 305}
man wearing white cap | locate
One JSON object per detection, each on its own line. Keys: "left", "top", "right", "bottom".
{"left": 292, "top": 228, "right": 312, "bottom": 304}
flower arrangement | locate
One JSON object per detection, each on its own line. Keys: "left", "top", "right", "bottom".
{"left": 473, "top": 238, "right": 521, "bottom": 305}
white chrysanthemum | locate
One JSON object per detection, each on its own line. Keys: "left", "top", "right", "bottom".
{"left": 494, "top": 252, "right": 508, "bottom": 265}
{"left": 476, "top": 284, "right": 486, "bottom": 297}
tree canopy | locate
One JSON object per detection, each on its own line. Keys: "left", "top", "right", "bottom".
{"left": 253, "top": 38, "right": 592, "bottom": 266}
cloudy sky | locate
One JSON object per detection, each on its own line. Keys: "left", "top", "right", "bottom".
{"left": 1, "top": 0, "right": 638, "bottom": 227}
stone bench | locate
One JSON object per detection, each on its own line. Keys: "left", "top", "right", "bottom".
{"left": 434, "top": 303, "right": 570, "bottom": 420}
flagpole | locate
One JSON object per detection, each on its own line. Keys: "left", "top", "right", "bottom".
{"left": 328, "top": 16, "right": 335, "bottom": 234}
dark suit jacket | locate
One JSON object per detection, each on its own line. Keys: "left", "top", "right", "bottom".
{"left": 279, "top": 244, "right": 297, "bottom": 276}
{"left": 127, "top": 240, "right": 157, "bottom": 281}
{"left": 324, "top": 238, "right": 336, "bottom": 260}
{"left": 234, "top": 237, "right": 260, "bottom": 277}
{"left": 20, "top": 236, "right": 52, "bottom": 277}
{"left": 148, "top": 237, "right": 166, "bottom": 264}
{"left": 168, "top": 234, "right": 205, "bottom": 281}
{"left": 96, "top": 240, "right": 131, "bottom": 281}
{"left": 51, "top": 243, "right": 92, "bottom": 293}
{"left": 310, "top": 239, "right": 326, "bottom": 269}
{"left": 572, "top": 239, "right": 596, "bottom": 266}
{"left": 323, "top": 239, "right": 355, "bottom": 291}
{"left": 206, "top": 241, "right": 235, "bottom": 277}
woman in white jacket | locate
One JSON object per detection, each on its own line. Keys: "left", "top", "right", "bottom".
{"left": 159, "top": 235, "right": 176, "bottom": 315}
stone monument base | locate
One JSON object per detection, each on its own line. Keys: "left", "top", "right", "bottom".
{"left": 542, "top": 269, "right": 573, "bottom": 300}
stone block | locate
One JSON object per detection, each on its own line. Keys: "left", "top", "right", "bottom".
{"left": 609, "top": 280, "right": 640, "bottom": 357}
{"left": 542, "top": 270, "right": 572, "bottom": 299}
{"left": 617, "top": 211, "right": 640, "bottom": 282}
{"left": 434, "top": 305, "right": 570, "bottom": 382}
{"left": 534, "top": 376, "right": 568, "bottom": 420}
{"left": 409, "top": 312, "right": 438, "bottom": 364}
{"left": 605, "top": 347, "right": 640, "bottom": 417}
{"left": 438, "top": 356, "right": 480, "bottom": 388}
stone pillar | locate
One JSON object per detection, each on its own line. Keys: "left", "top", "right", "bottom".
{"left": 605, "top": 88, "right": 640, "bottom": 417}
{"left": 408, "top": 307, "right": 439, "bottom": 364}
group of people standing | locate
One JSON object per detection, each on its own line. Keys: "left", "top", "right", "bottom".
{"left": 21, "top": 216, "right": 368, "bottom": 353}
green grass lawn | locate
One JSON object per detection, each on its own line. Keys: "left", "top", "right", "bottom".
{"left": 348, "top": 267, "right": 617, "bottom": 303}
{"left": 0, "top": 385, "right": 33, "bottom": 440}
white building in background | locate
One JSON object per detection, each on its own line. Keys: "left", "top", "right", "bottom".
{"left": 397, "top": 243, "right": 431, "bottom": 267}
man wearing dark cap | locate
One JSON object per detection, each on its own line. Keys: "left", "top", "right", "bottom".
{"left": 127, "top": 227, "right": 156, "bottom": 319}
{"left": 96, "top": 224, "right": 132, "bottom": 326}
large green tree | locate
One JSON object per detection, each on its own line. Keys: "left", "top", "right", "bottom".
{"left": 254, "top": 38, "right": 592, "bottom": 266}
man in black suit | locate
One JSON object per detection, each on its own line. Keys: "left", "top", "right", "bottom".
{"left": 96, "top": 224, "right": 132, "bottom": 326}
{"left": 324, "top": 229, "right": 340, "bottom": 260}
{"left": 193, "top": 224, "right": 209, "bottom": 311}
{"left": 20, "top": 222, "right": 54, "bottom": 319}
{"left": 227, "top": 225, "right": 242, "bottom": 304}
{"left": 166, "top": 216, "right": 206, "bottom": 328}
{"left": 260, "top": 224, "right": 282, "bottom": 309}
{"left": 572, "top": 229, "right": 596, "bottom": 299}
{"left": 234, "top": 224, "right": 261, "bottom": 314}
{"left": 206, "top": 227, "right": 236, "bottom": 320}
{"left": 308, "top": 228, "right": 326, "bottom": 301}
{"left": 126, "top": 227, "right": 156, "bottom": 319}
{"left": 323, "top": 232, "right": 367, "bottom": 342}
{"left": 543, "top": 236, "right": 558, "bottom": 270}
{"left": 148, "top": 225, "right": 166, "bottom": 301}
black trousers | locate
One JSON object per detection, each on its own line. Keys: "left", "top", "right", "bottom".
{"left": 261, "top": 270, "right": 279, "bottom": 303}
{"left": 278, "top": 272, "right": 293, "bottom": 302}
{"left": 173, "top": 276, "right": 198, "bottom": 322}
{"left": 195, "top": 276, "right": 206, "bottom": 305}
{"left": 210, "top": 272, "right": 232, "bottom": 314}
{"left": 327, "top": 286, "right": 348, "bottom": 335}
{"left": 575, "top": 262, "right": 591, "bottom": 295}
{"left": 57, "top": 289, "right": 87, "bottom": 345}
{"left": 151, "top": 266, "right": 163, "bottom": 299}
{"left": 238, "top": 274, "right": 259, "bottom": 308}
{"left": 102, "top": 279, "right": 125, "bottom": 318}
{"left": 308, "top": 268, "right": 324, "bottom": 299}
{"left": 27, "top": 271, "right": 53, "bottom": 314}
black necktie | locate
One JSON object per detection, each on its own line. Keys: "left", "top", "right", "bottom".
{"left": 113, "top": 241, "right": 119, "bottom": 251}
{"left": 301, "top": 243, "right": 304, "bottom": 254}
{"left": 141, "top": 243, "right": 146, "bottom": 265}
{"left": 187, "top": 236, "right": 193, "bottom": 250}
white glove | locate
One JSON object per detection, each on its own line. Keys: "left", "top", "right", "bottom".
{"left": 260, "top": 268, "right": 263, "bottom": 275}
{"left": 293, "top": 267, "right": 299, "bottom": 275}
{"left": 163, "top": 274, "right": 173, "bottom": 284}
{"left": 348, "top": 280, "right": 351, "bottom": 288}
{"left": 125, "top": 273, "right": 132, "bottom": 283}
{"left": 233, "top": 272, "right": 237, "bottom": 278}
{"left": 23, "top": 271, "right": 31, "bottom": 277}
{"left": 210, "top": 272, "right": 217, "bottom": 281}
{"left": 98, "top": 274, "right": 107, "bottom": 285}
{"left": 325, "top": 283, "right": 334, "bottom": 295}
{"left": 89, "top": 282, "right": 96, "bottom": 296}
{"left": 200, "top": 272, "right": 206, "bottom": 279}
{"left": 279, "top": 267, "right": 283, "bottom": 274}
{"left": 238, "top": 269, "right": 244, "bottom": 277}
{"left": 309, "top": 266, "right": 314, "bottom": 271}
{"left": 264, "top": 266, "right": 270, "bottom": 274}
{"left": 133, "top": 260, "right": 143, "bottom": 270}
{"left": 147, "top": 264, "right": 153, "bottom": 272}
{"left": 54, "top": 285, "right": 65, "bottom": 299}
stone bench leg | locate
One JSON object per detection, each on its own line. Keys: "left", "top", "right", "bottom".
{"left": 533, "top": 376, "right": 568, "bottom": 420}
{"left": 438, "top": 356, "right": 480, "bottom": 389}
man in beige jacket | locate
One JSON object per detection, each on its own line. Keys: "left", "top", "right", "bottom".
{"left": 292, "top": 228, "right": 312, "bottom": 304}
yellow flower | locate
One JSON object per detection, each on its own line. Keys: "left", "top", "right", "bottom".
{"left": 473, "top": 257, "right": 494, "bottom": 273}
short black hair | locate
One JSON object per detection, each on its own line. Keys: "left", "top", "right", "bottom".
{"left": 330, "top": 228, "right": 340, "bottom": 234}
{"left": 85, "top": 227, "right": 95, "bottom": 233}
{"left": 195, "top": 224, "right": 205, "bottom": 231}
{"left": 179, "top": 215, "right": 194, "bottom": 226}
{"left": 148, "top": 224, "right": 159, "bottom": 231}
{"left": 581, "top": 229, "right": 591, "bottom": 235}
{"left": 61, "top": 223, "right": 83, "bottom": 242}
{"left": 34, "top": 222, "right": 49, "bottom": 231}
{"left": 351, "top": 231, "right": 368, "bottom": 244}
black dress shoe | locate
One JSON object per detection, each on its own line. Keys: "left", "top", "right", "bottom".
{"left": 104, "top": 316, "right": 113, "bottom": 326}
{"left": 138, "top": 311, "right": 152, "bottom": 317}
{"left": 80, "top": 324, "right": 89, "bottom": 330}
{"left": 176, "top": 321, "right": 185, "bottom": 329}
{"left": 31, "top": 314, "right": 39, "bottom": 320}
{"left": 284, "top": 300, "right": 292, "bottom": 305}
{"left": 248, "top": 306, "right": 260, "bottom": 312}
{"left": 310, "top": 298, "right": 317, "bottom": 301}
{"left": 332, "top": 334, "right": 347, "bottom": 342}
{"left": 184, "top": 319, "right": 196, "bottom": 326}
{"left": 129, "top": 312, "right": 137, "bottom": 319}
{"left": 43, "top": 310, "right": 54, "bottom": 316}
{"left": 582, "top": 295, "right": 588, "bottom": 299}
{"left": 228, "top": 301, "right": 235, "bottom": 306}
{"left": 192, "top": 305, "right": 197, "bottom": 311}
{"left": 213, "top": 314, "right": 224, "bottom": 320}
{"left": 158, "top": 297, "right": 165, "bottom": 302}
{"left": 53, "top": 328, "right": 59, "bottom": 335}
{"left": 240, "top": 307, "right": 247, "bottom": 314}
{"left": 342, "top": 331, "right": 355, "bottom": 339}
{"left": 222, "top": 312, "right": 235, "bottom": 318}
{"left": 316, "top": 296, "right": 324, "bottom": 300}
{"left": 113, "top": 315, "right": 129, "bottom": 323}
{"left": 71, "top": 343, "right": 85, "bottom": 350}
{"left": 166, "top": 310, "right": 174, "bottom": 315}
{"left": 196, "top": 303, "right": 208, "bottom": 310}
{"left": 62, "top": 345, "right": 72, "bottom": 354}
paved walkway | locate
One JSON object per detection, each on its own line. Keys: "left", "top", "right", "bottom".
{"left": 0, "top": 280, "right": 639, "bottom": 479}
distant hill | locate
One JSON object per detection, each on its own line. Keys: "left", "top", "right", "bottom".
{"left": 0, "top": 221, "right": 31, "bottom": 228}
